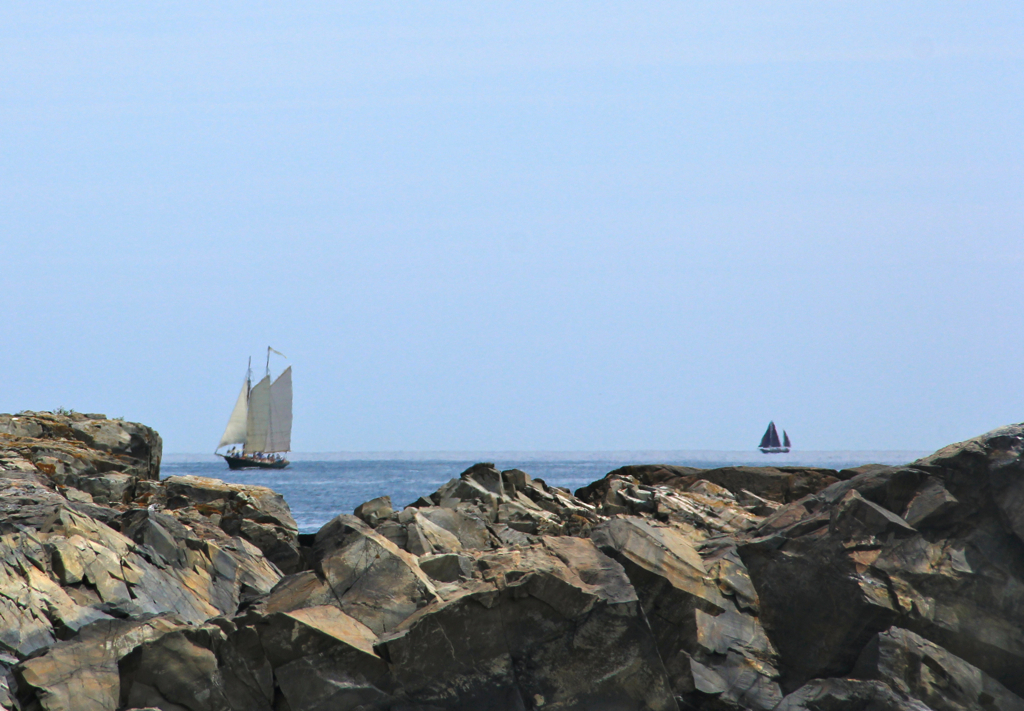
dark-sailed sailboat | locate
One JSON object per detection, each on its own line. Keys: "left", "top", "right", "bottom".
{"left": 216, "top": 347, "right": 292, "bottom": 469}
{"left": 758, "top": 421, "right": 791, "bottom": 454}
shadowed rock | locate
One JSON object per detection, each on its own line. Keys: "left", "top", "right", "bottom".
{"left": 379, "top": 537, "right": 677, "bottom": 710}
{"left": 775, "top": 679, "right": 929, "bottom": 711}
{"left": 9, "top": 412, "right": 1024, "bottom": 711}
{"left": 852, "top": 627, "right": 1024, "bottom": 711}
{"left": 740, "top": 424, "right": 1024, "bottom": 697}
{"left": 15, "top": 616, "right": 181, "bottom": 711}
{"left": 311, "top": 514, "right": 438, "bottom": 634}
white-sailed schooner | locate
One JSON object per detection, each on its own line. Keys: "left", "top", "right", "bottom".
{"left": 216, "top": 347, "right": 292, "bottom": 469}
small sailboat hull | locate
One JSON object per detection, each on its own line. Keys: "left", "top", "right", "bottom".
{"left": 219, "top": 454, "right": 289, "bottom": 470}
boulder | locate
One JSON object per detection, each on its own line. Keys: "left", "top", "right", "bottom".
{"left": 354, "top": 496, "right": 394, "bottom": 527}
{"left": 153, "top": 475, "right": 302, "bottom": 574}
{"left": 118, "top": 622, "right": 275, "bottom": 711}
{"left": 418, "top": 553, "right": 475, "bottom": 583}
{"left": 740, "top": 424, "right": 1024, "bottom": 697}
{"left": 66, "top": 472, "right": 134, "bottom": 505}
{"left": 311, "top": 515, "right": 438, "bottom": 634}
{"left": 14, "top": 616, "right": 181, "bottom": 711}
{"left": 852, "top": 627, "right": 1024, "bottom": 711}
{"left": 775, "top": 679, "right": 928, "bottom": 711}
{"left": 379, "top": 537, "right": 677, "bottom": 710}
{"left": 255, "top": 606, "right": 392, "bottom": 710}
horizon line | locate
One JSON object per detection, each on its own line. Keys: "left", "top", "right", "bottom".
{"left": 166, "top": 449, "right": 931, "bottom": 463}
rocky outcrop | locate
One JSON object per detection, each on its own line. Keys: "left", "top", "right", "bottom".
{"left": 738, "top": 424, "right": 1024, "bottom": 700}
{"left": 0, "top": 411, "right": 161, "bottom": 489}
{"left": 5, "top": 411, "right": 1024, "bottom": 711}
{"left": 143, "top": 474, "right": 302, "bottom": 574}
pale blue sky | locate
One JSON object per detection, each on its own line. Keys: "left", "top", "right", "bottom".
{"left": 2, "top": 2, "right": 1022, "bottom": 452}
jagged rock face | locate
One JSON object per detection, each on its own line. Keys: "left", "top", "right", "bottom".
{"left": 15, "top": 616, "right": 182, "bottom": 711}
{"left": 150, "top": 475, "right": 302, "bottom": 574}
{"left": 577, "top": 464, "right": 840, "bottom": 509}
{"left": 0, "top": 496, "right": 281, "bottom": 662}
{"left": 0, "top": 411, "right": 162, "bottom": 485}
{"left": 6, "top": 411, "right": 1024, "bottom": 711}
{"left": 308, "top": 514, "right": 439, "bottom": 635}
{"left": 739, "top": 423, "right": 1024, "bottom": 699}
{"left": 591, "top": 517, "right": 782, "bottom": 709}
{"left": 851, "top": 627, "right": 1024, "bottom": 711}
{"left": 117, "top": 622, "right": 277, "bottom": 711}
{"left": 378, "top": 537, "right": 677, "bottom": 710}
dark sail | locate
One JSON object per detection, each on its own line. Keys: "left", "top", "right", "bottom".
{"left": 759, "top": 421, "right": 790, "bottom": 452}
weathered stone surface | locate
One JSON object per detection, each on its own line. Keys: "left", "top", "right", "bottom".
{"left": 118, "top": 622, "right": 276, "bottom": 711}
{"left": 15, "top": 616, "right": 181, "bottom": 711}
{"left": 153, "top": 475, "right": 302, "bottom": 574}
{"left": 592, "top": 518, "right": 781, "bottom": 708}
{"left": 255, "top": 606, "right": 392, "bottom": 709}
{"left": 259, "top": 570, "right": 336, "bottom": 615}
{"left": 433, "top": 462, "right": 506, "bottom": 503}
{"left": 68, "top": 472, "right": 134, "bottom": 505}
{"left": 899, "top": 476, "right": 958, "bottom": 528}
{"left": 9, "top": 413, "right": 1024, "bottom": 711}
{"left": 775, "top": 679, "right": 928, "bottom": 711}
{"left": 578, "top": 464, "right": 839, "bottom": 507}
{"left": 354, "top": 496, "right": 394, "bottom": 526}
{"left": 311, "top": 515, "right": 438, "bottom": 634}
{"left": 852, "top": 627, "right": 1024, "bottom": 711}
{"left": 0, "top": 411, "right": 161, "bottom": 483}
{"left": 380, "top": 537, "right": 677, "bottom": 710}
{"left": 740, "top": 424, "right": 1024, "bottom": 697}
{"left": 418, "top": 553, "right": 475, "bottom": 583}
{"left": 0, "top": 489, "right": 282, "bottom": 675}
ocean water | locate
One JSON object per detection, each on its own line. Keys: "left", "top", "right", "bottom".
{"left": 162, "top": 451, "right": 928, "bottom": 534}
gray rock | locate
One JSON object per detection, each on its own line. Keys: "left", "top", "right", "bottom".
{"left": 118, "top": 623, "right": 275, "bottom": 711}
{"left": 853, "top": 627, "right": 1024, "bottom": 711}
{"left": 312, "top": 515, "right": 438, "bottom": 634}
{"left": 380, "top": 537, "right": 677, "bottom": 710}
{"left": 67, "top": 472, "right": 134, "bottom": 505}
{"left": 155, "top": 475, "right": 302, "bottom": 574}
{"left": 739, "top": 423, "right": 1024, "bottom": 697}
{"left": 15, "top": 616, "right": 182, "bottom": 711}
{"left": 418, "top": 553, "right": 474, "bottom": 583}
{"left": 592, "top": 518, "right": 781, "bottom": 708}
{"left": 354, "top": 496, "right": 394, "bottom": 527}
{"left": 776, "top": 679, "right": 930, "bottom": 711}
{"left": 255, "top": 606, "right": 392, "bottom": 709}
{"left": 902, "top": 476, "right": 959, "bottom": 527}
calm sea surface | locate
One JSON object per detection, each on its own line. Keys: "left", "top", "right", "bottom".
{"left": 162, "top": 451, "right": 928, "bottom": 534}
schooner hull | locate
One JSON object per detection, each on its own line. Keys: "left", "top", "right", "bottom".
{"left": 758, "top": 447, "right": 791, "bottom": 454}
{"left": 219, "top": 454, "right": 289, "bottom": 470}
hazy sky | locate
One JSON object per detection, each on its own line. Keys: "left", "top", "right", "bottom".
{"left": 2, "top": 2, "right": 1022, "bottom": 452}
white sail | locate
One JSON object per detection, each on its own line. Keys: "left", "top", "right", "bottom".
{"left": 265, "top": 366, "right": 292, "bottom": 453}
{"left": 217, "top": 377, "right": 249, "bottom": 449}
{"left": 244, "top": 375, "right": 271, "bottom": 454}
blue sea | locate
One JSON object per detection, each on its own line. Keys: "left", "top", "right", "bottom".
{"left": 162, "top": 451, "right": 928, "bottom": 534}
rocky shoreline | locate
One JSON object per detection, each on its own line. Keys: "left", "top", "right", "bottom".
{"left": 2, "top": 411, "right": 1024, "bottom": 710}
